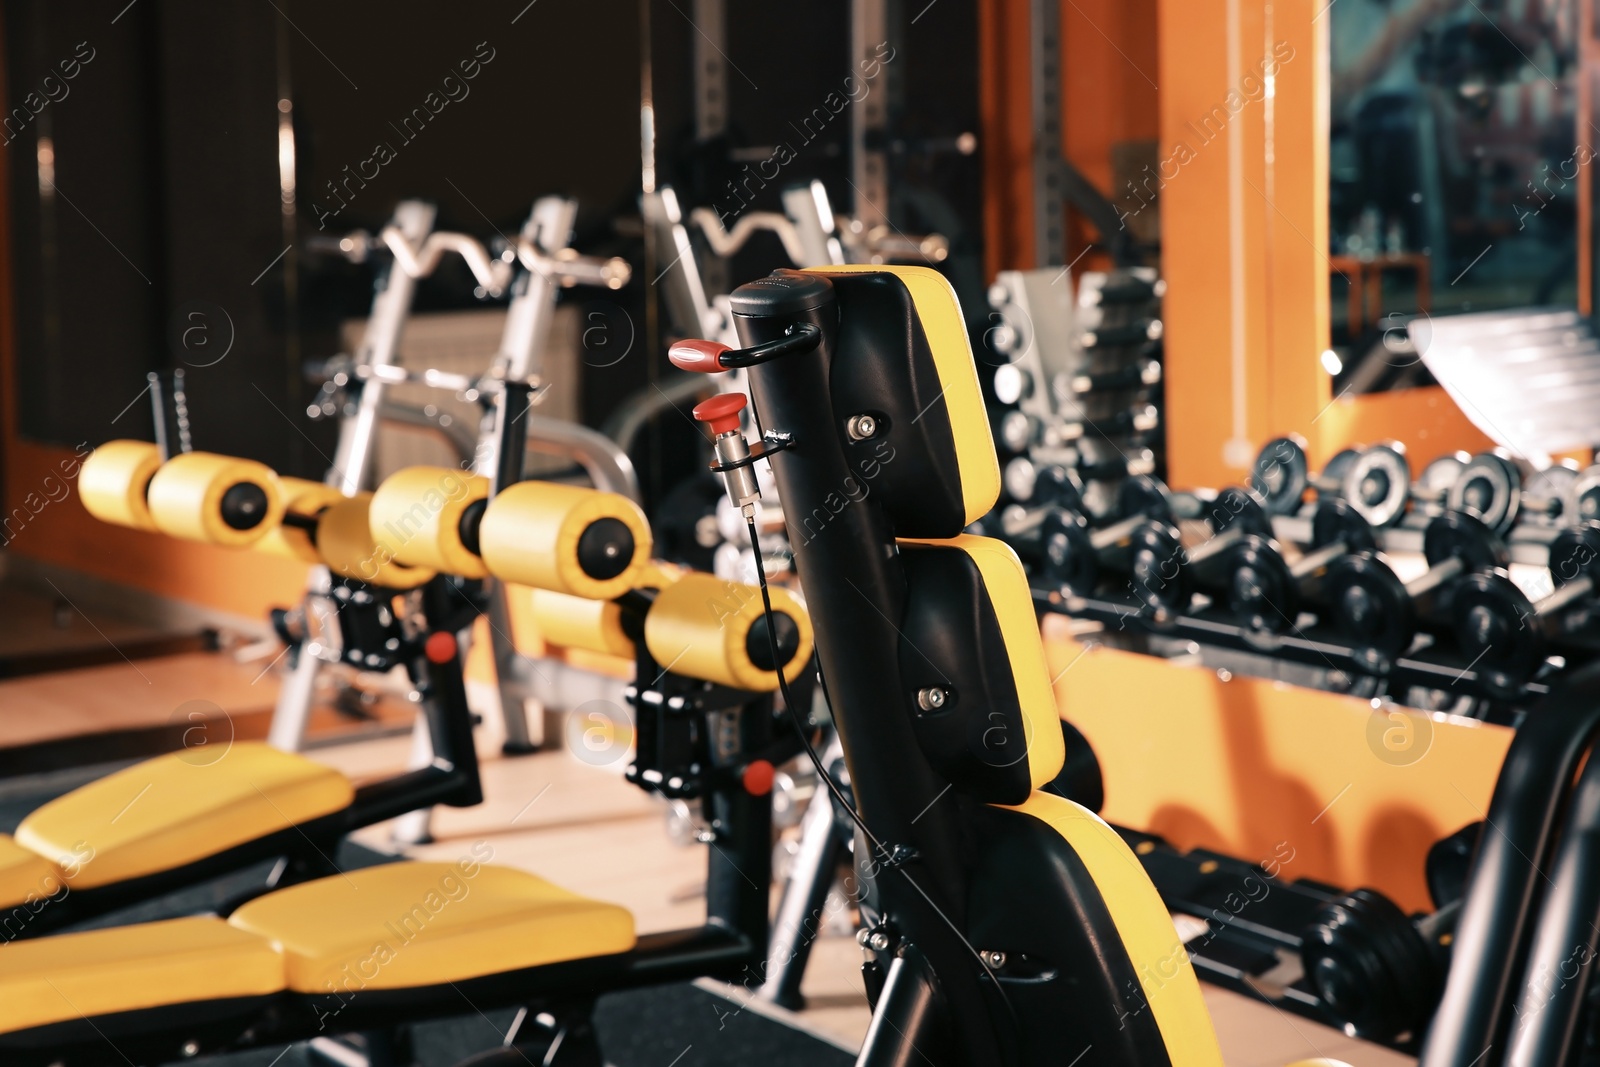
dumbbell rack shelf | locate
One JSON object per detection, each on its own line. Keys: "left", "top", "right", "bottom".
{"left": 1033, "top": 587, "right": 1561, "bottom": 717}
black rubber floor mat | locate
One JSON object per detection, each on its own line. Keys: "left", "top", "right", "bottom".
{"left": 198, "top": 984, "right": 853, "bottom": 1066}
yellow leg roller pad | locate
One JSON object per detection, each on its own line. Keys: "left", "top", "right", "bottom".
{"left": 368, "top": 465, "right": 490, "bottom": 578}
{"left": 0, "top": 916, "right": 285, "bottom": 1035}
{"left": 228, "top": 862, "right": 635, "bottom": 992}
{"left": 14, "top": 743, "right": 354, "bottom": 889}
{"left": 77, "top": 440, "right": 163, "bottom": 531}
{"left": 146, "top": 451, "right": 287, "bottom": 547}
{"left": 478, "top": 482, "right": 652, "bottom": 600}
{"left": 317, "top": 493, "right": 436, "bottom": 589}
{"left": 256, "top": 476, "right": 346, "bottom": 563}
{"left": 530, "top": 588, "right": 635, "bottom": 658}
{"left": 643, "top": 572, "right": 814, "bottom": 692}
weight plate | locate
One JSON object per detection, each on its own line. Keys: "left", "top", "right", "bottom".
{"left": 1224, "top": 534, "right": 1299, "bottom": 633}
{"left": 1523, "top": 462, "right": 1578, "bottom": 525}
{"left": 1422, "top": 511, "right": 1507, "bottom": 574}
{"left": 1254, "top": 435, "right": 1310, "bottom": 516}
{"left": 998, "top": 410, "right": 1036, "bottom": 454}
{"left": 1548, "top": 522, "right": 1600, "bottom": 588}
{"left": 1003, "top": 456, "right": 1038, "bottom": 504}
{"left": 1322, "top": 448, "right": 1361, "bottom": 490}
{"left": 1117, "top": 474, "right": 1175, "bottom": 526}
{"left": 1451, "top": 571, "right": 1543, "bottom": 698}
{"left": 1207, "top": 485, "right": 1273, "bottom": 537}
{"left": 1566, "top": 465, "right": 1600, "bottom": 526}
{"left": 1327, "top": 552, "right": 1415, "bottom": 663}
{"left": 1342, "top": 444, "right": 1412, "bottom": 528}
{"left": 1127, "top": 522, "right": 1190, "bottom": 623}
{"left": 1418, "top": 454, "right": 1469, "bottom": 498}
{"left": 1041, "top": 509, "right": 1099, "bottom": 594}
{"left": 1311, "top": 498, "right": 1378, "bottom": 554}
{"left": 992, "top": 363, "right": 1031, "bottom": 406}
{"left": 1031, "top": 464, "right": 1085, "bottom": 511}
{"left": 1301, "top": 888, "right": 1441, "bottom": 1041}
{"left": 1448, "top": 453, "right": 1522, "bottom": 535}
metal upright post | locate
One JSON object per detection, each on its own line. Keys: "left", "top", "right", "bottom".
{"left": 1030, "top": 0, "right": 1065, "bottom": 268}
{"left": 478, "top": 197, "right": 579, "bottom": 756}
{"left": 267, "top": 201, "right": 436, "bottom": 753}
{"left": 851, "top": 0, "right": 891, "bottom": 231}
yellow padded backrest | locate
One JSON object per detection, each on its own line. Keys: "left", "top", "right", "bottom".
{"left": 900, "top": 534, "right": 1066, "bottom": 792}
{"left": 1005, "top": 792, "right": 1226, "bottom": 1065}
{"left": 808, "top": 265, "right": 1000, "bottom": 527}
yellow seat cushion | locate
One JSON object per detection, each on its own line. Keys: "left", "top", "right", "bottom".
{"left": 15, "top": 742, "right": 355, "bottom": 889}
{"left": 0, "top": 835, "right": 65, "bottom": 912}
{"left": 0, "top": 916, "right": 284, "bottom": 1035}
{"left": 229, "top": 861, "right": 636, "bottom": 993}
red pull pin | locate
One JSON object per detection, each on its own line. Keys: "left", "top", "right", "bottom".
{"left": 693, "top": 392, "right": 747, "bottom": 436}
{"left": 668, "top": 338, "right": 732, "bottom": 373}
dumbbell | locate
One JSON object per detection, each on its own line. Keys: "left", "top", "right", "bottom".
{"left": 1444, "top": 452, "right": 1579, "bottom": 533}
{"left": 1408, "top": 453, "right": 1470, "bottom": 519}
{"left": 1568, "top": 464, "right": 1600, "bottom": 525}
{"left": 1001, "top": 459, "right": 1084, "bottom": 512}
{"left": 1080, "top": 318, "right": 1162, "bottom": 350}
{"left": 1451, "top": 522, "right": 1600, "bottom": 697}
{"left": 1080, "top": 276, "right": 1165, "bottom": 307}
{"left": 1065, "top": 359, "right": 1162, "bottom": 394}
{"left": 1252, "top": 435, "right": 1412, "bottom": 528}
{"left": 1036, "top": 476, "right": 1175, "bottom": 594}
{"left": 1221, "top": 499, "right": 1379, "bottom": 633}
{"left": 1123, "top": 486, "right": 1275, "bottom": 621}
{"left": 1325, "top": 512, "right": 1507, "bottom": 669}
{"left": 1059, "top": 404, "right": 1160, "bottom": 443}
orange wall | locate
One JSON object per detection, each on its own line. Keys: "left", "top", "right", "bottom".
{"left": 982, "top": 0, "right": 1159, "bottom": 276}
{"left": 1155, "top": 0, "right": 1490, "bottom": 488}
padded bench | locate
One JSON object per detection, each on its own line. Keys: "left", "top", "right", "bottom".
{"left": 0, "top": 862, "right": 635, "bottom": 1038}
{"left": 0, "top": 742, "right": 354, "bottom": 907}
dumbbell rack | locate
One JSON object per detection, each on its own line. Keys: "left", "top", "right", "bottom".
{"left": 1034, "top": 584, "right": 1557, "bottom": 716}
{"left": 987, "top": 266, "right": 1165, "bottom": 521}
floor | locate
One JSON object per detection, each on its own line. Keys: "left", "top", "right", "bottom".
{"left": 0, "top": 631, "right": 1412, "bottom": 1065}
{"left": 314, "top": 725, "right": 1414, "bottom": 1066}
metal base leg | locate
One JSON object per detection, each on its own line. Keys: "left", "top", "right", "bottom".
{"left": 856, "top": 948, "right": 952, "bottom": 1067}
{"left": 389, "top": 713, "right": 438, "bottom": 847}
{"left": 487, "top": 578, "right": 539, "bottom": 755}
{"left": 760, "top": 770, "right": 852, "bottom": 1009}
{"left": 267, "top": 632, "right": 323, "bottom": 753}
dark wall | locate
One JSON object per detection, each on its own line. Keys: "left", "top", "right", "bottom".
{"left": 5, "top": 1, "right": 980, "bottom": 498}
{"left": 6, "top": 0, "right": 644, "bottom": 474}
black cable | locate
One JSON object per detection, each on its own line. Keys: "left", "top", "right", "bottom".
{"left": 745, "top": 514, "right": 1020, "bottom": 1035}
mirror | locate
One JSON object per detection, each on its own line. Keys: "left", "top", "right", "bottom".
{"left": 1327, "top": 0, "right": 1579, "bottom": 394}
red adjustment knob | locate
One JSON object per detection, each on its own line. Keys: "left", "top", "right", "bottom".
{"left": 424, "top": 631, "right": 458, "bottom": 664}
{"left": 668, "top": 338, "right": 732, "bottom": 373}
{"left": 741, "top": 759, "right": 775, "bottom": 797}
{"left": 693, "top": 393, "right": 748, "bottom": 436}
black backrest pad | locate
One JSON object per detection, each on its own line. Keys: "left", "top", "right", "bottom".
{"left": 815, "top": 270, "right": 971, "bottom": 538}
{"left": 900, "top": 541, "right": 1036, "bottom": 805}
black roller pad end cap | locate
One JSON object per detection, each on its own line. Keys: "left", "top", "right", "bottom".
{"left": 577, "top": 518, "right": 635, "bottom": 581}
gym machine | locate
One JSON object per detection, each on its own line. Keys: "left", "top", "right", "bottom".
{"left": 283, "top": 197, "right": 631, "bottom": 777}
{"left": 0, "top": 555, "right": 814, "bottom": 1067}
{"left": 661, "top": 262, "right": 1387, "bottom": 1066}
{"left": 54, "top": 397, "right": 655, "bottom": 940}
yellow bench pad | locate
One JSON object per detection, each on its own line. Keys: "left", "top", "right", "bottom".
{"left": 0, "top": 916, "right": 284, "bottom": 1035}
{"left": 15, "top": 743, "right": 355, "bottom": 889}
{"left": 230, "top": 862, "right": 636, "bottom": 993}
{"left": 0, "top": 836, "right": 66, "bottom": 912}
